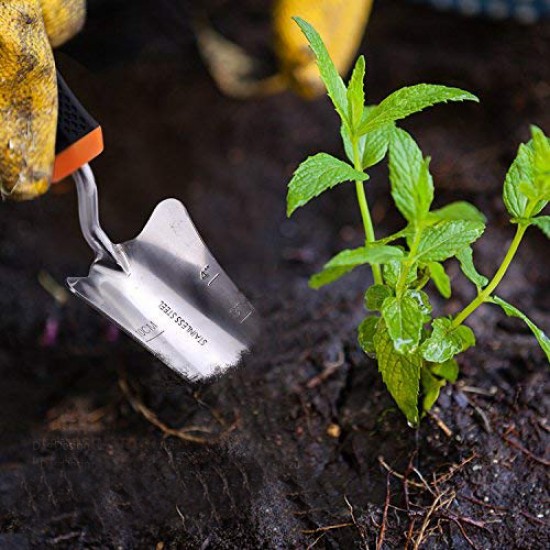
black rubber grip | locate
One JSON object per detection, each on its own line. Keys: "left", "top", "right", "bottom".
{"left": 55, "top": 72, "right": 100, "bottom": 154}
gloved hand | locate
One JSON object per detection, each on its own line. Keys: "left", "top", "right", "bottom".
{"left": 196, "top": 0, "right": 374, "bottom": 99}
{"left": 0, "top": 0, "right": 85, "bottom": 200}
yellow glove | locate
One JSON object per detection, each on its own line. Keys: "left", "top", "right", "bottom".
{"left": 197, "top": 0, "right": 374, "bottom": 99}
{"left": 274, "top": 0, "right": 373, "bottom": 98}
{"left": 0, "top": 0, "right": 85, "bottom": 201}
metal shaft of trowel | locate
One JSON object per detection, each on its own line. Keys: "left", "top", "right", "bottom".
{"left": 72, "top": 164, "right": 131, "bottom": 275}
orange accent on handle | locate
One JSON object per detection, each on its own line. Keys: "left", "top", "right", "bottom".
{"left": 52, "top": 126, "right": 104, "bottom": 183}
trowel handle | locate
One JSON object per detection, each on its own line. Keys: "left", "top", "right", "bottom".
{"left": 53, "top": 72, "right": 104, "bottom": 183}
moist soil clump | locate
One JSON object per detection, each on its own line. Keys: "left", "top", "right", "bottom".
{"left": 0, "top": 1, "right": 549, "bottom": 548}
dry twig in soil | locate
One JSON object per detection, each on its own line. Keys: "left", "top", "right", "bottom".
{"left": 306, "top": 349, "right": 345, "bottom": 389}
{"left": 502, "top": 431, "right": 550, "bottom": 467}
{"left": 118, "top": 371, "right": 236, "bottom": 444}
{"left": 376, "top": 474, "right": 391, "bottom": 550}
{"left": 345, "top": 495, "right": 369, "bottom": 549}
{"left": 380, "top": 453, "right": 488, "bottom": 549}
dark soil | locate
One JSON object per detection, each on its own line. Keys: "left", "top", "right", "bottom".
{"left": 1, "top": 1, "right": 549, "bottom": 548}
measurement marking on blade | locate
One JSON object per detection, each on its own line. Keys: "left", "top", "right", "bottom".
{"left": 240, "top": 311, "right": 253, "bottom": 323}
{"left": 207, "top": 273, "right": 220, "bottom": 286}
{"left": 145, "top": 330, "right": 165, "bottom": 343}
{"left": 200, "top": 264, "right": 210, "bottom": 280}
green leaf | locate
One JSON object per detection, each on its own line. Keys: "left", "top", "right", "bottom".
{"left": 490, "top": 296, "right": 550, "bottom": 362}
{"left": 383, "top": 260, "right": 417, "bottom": 288}
{"left": 415, "top": 220, "right": 485, "bottom": 262}
{"left": 293, "top": 17, "right": 349, "bottom": 125}
{"left": 532, "top": 216, "right": 550, "bottom": 239}
{"left": 357, "top": 84, "right": 478, "bottom": 136}
{"left": 374, "top": 320, "right": 422, "bottom": 426}
{"left": 428, "top": 261, "right": 451, "bottom": 298}
{"left": 324, "top": 245, "right": 405, "bottom": 268}
{"left": 503, "top": 130, "right": 550, "bottom": 220}
{"left": 389, "top": 128, "right": 434, "bottom": 223}
{"left": 341, "top": 124, "right": 358, "bottom": 164}
{"left": 310, "top": 244, "right": 405, "bottom": 289}
{"left": 531, "top": 125, "right": 550, "bottom": 199}
{"left": 421, "top": 368, "right": 445, "bottom": 413}
{"left": 309, "top": 266, "right": 354, "bottom": 289}
{"left": 341, "top": 124, "right": 357, "bottom": 163}
{"left": 456, "top": 246, "right": 488, "bottom": 289}
{"left": 408, "top": 289, "right": 432, "bottom": 321}
{"left": 431, "top": 359, "right": 459, "bottom": 383}
{"left": 363, "top": 124, "right": 394, "bottom": 169}
{"left": 375, "top": 228, "right": 411, "bottom": 245}
{"left": 365, "top": 284, "right": 393, "bottom": 311}
{"left": 504, "top": 142, "right": 535, "bottom": 218}
{"left": 358, "top": 316, "right": 378, "bottom": 354}
{"left": 287, "top": 153, "right": 367, "bottom": 216}
{"left": 414, "top": 265, "right": 431, "bottom": 290}
{"left": 361, "top": 106, "right": 394, "bottom": 169}
{"left": 421, "top": 358, "right": 459, "bottom": 412}
{"left": 340, "top": 117, "right": 393, "bottom": 170}
{"left": 347, "top": 56, "right": 365, "bottom": 128}
{"left": 381, "top": 292, "right": 424, "bottom": 353}
{"left": 429, "top": 201, "right": 486, "bottom": 223}
{"left": 421, "top": 318, "right": 475, "bottom": 363}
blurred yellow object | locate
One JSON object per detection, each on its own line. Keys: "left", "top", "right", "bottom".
{"left": 273, "top": 0, "right": 373, "bottom": 98}
{"left": 0, "top": 0, "right": 85, "bottom": 200}
{"left": 41, "top": 0, "right": 85, "bottom": 47}
{"left": 196, "top": 0, "right": 374, "bottom": 99}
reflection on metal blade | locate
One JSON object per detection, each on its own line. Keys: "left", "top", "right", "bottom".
{"left": 68, "top": 197, "right": 258, "bottom": 380}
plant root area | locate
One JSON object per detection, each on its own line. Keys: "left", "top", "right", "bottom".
{"left": 0, "top": 1, "right": 548, "bottom": 548}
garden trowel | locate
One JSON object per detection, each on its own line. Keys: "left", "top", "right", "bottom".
{"left": 53, "top": 73, "right": 258, "bottom": 380}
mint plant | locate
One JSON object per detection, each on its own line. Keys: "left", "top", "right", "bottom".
{"left": 287, "top": 18, "right": 550, "bottom": 426}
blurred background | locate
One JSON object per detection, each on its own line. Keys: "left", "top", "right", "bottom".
{"left": 0, "top": 1, "right": 548, "bottom": 548}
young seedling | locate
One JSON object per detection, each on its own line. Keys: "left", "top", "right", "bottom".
{"left": 286, "top": 18, "right": 550, "bottom": 426}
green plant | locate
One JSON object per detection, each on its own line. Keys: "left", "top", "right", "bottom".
{"left": 286, "top": 18, "right": 550, "bottom": 426}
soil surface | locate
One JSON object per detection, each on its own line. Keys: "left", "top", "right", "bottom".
{"left": 1, "top": 1, "right": 549, "bottom": 548}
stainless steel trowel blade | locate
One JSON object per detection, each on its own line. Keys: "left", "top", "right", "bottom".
{"left": 68, "top": 197, "right": 258, "bottom": 380}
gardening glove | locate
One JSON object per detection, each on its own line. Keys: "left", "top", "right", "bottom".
{"left": 273, "top": 0, "right": 374, "bottom": 98}
{"left": 196, "top": 0, "right": 374, "bottom": 99}
{"left": 0, "top": 0, "right": 86, "bottom": 201}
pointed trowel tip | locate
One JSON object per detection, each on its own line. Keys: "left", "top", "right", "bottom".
{"left": 66, "top": 277, "right": 80, "bottom": 289}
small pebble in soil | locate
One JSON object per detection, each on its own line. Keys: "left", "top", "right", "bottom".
{"left": 326, "top": 423, "right": 341, "bottom": 438}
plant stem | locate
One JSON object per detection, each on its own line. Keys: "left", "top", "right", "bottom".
{"left": 451, "top": 223, "right": 528, "bottom": 328}
{"left": 395, "top": 223, "right": 422, "bottom": 296}
{"left": 352, "top": 136, "right": 383, "bottom": 285}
